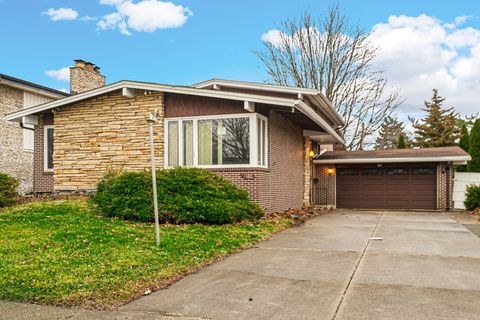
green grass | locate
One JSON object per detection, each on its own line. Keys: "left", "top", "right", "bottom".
{"left": 0, "top": 200, "right": 293, "bottom": 309}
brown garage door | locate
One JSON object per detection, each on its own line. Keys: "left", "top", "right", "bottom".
{"left": 336, "top": 166, "right": 437, "bottom": 209}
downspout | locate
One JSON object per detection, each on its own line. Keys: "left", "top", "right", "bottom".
{"left": 20, "top": 123, "right": 35, "bottom": 131}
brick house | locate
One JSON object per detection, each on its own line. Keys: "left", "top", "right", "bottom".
{"left": 0, "top": 74, "right": 67, "bottom": 193}
{"left": 4, "top": 61, "right": 344, "bottom": 212}
{"left": 4, "top": 61, "right": 470, "bottom": 211}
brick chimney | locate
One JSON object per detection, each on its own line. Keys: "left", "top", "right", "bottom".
{"left": 69, "top": 59, "right": 105, "bottom": 94}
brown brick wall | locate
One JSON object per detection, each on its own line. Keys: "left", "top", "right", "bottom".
{"left": 33, "top": 113, "right": 54, "bottom": 193}
{"left": 70, "top": 66, "right": 105, "bottom": 94}
{"left": 0, "top": 84, "right": 33, "bottom": 194}
{"left": 437, "top": 162, "right": 453, "bottom": 210}
{"left": 268, "top": 111, "right": 305, "bottom": 212}
{"left": 52, "top": 91, "right": 164, "bottom": 191}
{"left": 211, "top": 168, "right": 270, "bottom": 210}
{"left": 313, "top": 164, "right": 336, "bottom": 206}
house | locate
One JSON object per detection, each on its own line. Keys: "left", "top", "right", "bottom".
{"left": 3, "top": 60, "right": 470, "bottom": 211}
{"left": 0, "top": 73, "right": 68, "bottom": 193}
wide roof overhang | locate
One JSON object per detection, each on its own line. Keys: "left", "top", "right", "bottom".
{"left": 4, "top": 80, "right": 345, "bottom": 145}
{"left": 314, "top": 146, "right": 471, "bottom": 165}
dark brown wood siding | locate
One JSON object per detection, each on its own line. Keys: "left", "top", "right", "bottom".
{"left": 216, "top": 87, "right": 298, "bottom": 99}
{"left": 164, "top": 93, "right": 246, "bottom": 117}
{"left": 336, "top": 163, "right": 437, "bottom": 209}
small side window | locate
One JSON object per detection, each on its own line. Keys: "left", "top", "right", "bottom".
{"left": 412, "top": 167, "right": 435, "bottom": 175}
{"left": 386, "top": 168, "right": 409, "bottom": 175}
{"left": 44, "top": 126, "right": 54, "bottom": 171}
{"left": 337, "top": 168, "right": 358, "bottom": 176}
{"left": 362, "top": 168, "right": 383, "bottom": 175}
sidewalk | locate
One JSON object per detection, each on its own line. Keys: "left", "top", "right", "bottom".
{"left": 0, "top": 301, "right": 200, "bottom": 320}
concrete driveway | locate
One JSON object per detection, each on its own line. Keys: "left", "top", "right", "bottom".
{"left": 122, "top": 210, "right": 480, "bottom": 320}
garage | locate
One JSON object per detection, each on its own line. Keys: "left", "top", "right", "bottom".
{"left": 312, "top": 146, "right": 471, "bottom": 210}
{"left": 336, "top": 164, "right": 436, "bottom": 209}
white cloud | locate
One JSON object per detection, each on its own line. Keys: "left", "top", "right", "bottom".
{"left": 261, "top": 14, "right": 480, "bottom": 116}
{"left": 45, "top": 67, "right": 70, "bottom": 82}
{"left": 97, "top": 0, "right": 192, "bottom": 35}
{"left": 42, "top": 8, "right": 78, "bottom": 21}
{"left": 370, "top": 14, "right": 480, "bottom": 115}
{"left": 261, "top": 29, "right": 285, "bottom": 48}
{"left": 80, "top": 15, "right": 97, "bottom": 22}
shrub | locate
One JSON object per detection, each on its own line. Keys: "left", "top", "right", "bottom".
{"left": 465, "top": 184, "right": 480, "bottom": 211}
{"left": 0, "top": 173, "right": 19, "bottom": 207}
{"left": 92, "top": 168, "right": 264, "bottom": 224}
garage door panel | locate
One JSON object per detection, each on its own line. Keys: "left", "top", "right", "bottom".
{"left": 336, "top": 165, "right": 436, "bottom": 209}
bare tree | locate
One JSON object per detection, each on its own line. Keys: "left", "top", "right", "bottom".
{"left": 255, "top": 7, "right": 402, "bottom": 150}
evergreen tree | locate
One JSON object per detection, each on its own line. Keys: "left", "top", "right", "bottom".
{"left": 456, "top": 124, "right": 470, "bottom": 172}
{"left": 459, "top": 124, "right": 470, "bottom": 152}
{"left": 397, "top": 134, "right": 407, "bottom": 149}
{"left": 468, "top": 119, "right": 480, "bottom": 172}
{"left": 374, "top": 116, "right": 406, "bottom": 149}
{"left": 410, "top": 89, "right": 460, "bottom": 148}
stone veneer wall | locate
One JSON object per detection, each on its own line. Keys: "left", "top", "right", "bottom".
{"left": 303, "top": 137, "right": 312, "bottom": 206}
{"left": 53, "top": 91, "right": 164, "bottom": 191}
{"left": 69, "top": 66, "right": 105, "bottom": 95}
{"left": 0, "top": 84, "right": 33, "bottom": 194}
{"left": 313, "top": 164, "right": 336, "bottom": 206}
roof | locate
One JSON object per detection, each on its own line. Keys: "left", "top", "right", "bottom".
{"left": 193, "top": 78, "right": 344, "bottom": 127}
{"left": 0, "top": 73, "right": 69, "bottom": 98}
{"left": 314, "top": 146, "right": 471, "bottom": 165}
{"left": 192, "top": 78, "right": 319, "bottom": 95}
{"left": 3, "top": 79, "right": 345, "bottom": 144}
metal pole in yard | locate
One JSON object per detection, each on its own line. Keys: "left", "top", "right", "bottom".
{"left": 147, "top": 110, "right": 160, "bottom": 246}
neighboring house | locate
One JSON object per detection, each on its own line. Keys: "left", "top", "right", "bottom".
{"left": 0, "top": 74, "right": 68, "bottom": 193}
{"left": 4, "top": 60, "right": 471, "bottom": 211}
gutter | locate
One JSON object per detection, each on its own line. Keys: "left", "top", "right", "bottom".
{"left": 0, "top": 74, "right": 68, "bottom": 99}
{"left": 294, "top": 100, "right": 345, "bottom": 145}
{"left": 314, "top": 156, "right": 471, "bottom": 165}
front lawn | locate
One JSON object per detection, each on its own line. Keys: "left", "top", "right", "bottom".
{"left": 0, "top": 200, "right": 292, "bottom": 309}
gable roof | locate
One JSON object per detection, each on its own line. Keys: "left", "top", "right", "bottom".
{"left": 314, "top": 146, "right": 471, "bottom": 164}
{"left": 0, "top": 73, "right": 69, "bottom": 98}
{"left": 193, "top": 78, "right": 319, "bottom": 95}
{"left": 3, "top": 79, "right": 345, "bottom": 144}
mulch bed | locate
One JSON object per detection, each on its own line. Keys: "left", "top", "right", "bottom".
{"left": 466, "top": 208, "right": 480, "bottom": 216}
{"left": 267, "top": 205, "right": 332, "bottom": 224}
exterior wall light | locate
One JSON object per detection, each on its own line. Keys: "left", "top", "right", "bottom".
{"left": 309, "top": 150, "right": 315, "bottom": 158}
{"left": 326, "top": 168, "right": 335, "bottom": 176}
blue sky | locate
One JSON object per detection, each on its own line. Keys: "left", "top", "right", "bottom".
{"left": 1, "top": 0, "right": 480, "bottom": 115}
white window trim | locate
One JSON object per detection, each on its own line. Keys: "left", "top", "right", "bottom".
{"left": 164, "top": 113, "right": 268, "bottom": 169}
{"left": 44, "top": 125, "right": 54, "bottom": 172}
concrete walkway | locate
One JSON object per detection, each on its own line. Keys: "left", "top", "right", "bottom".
{"left": 121, "top": 210, "right": 480, "bottom": 320}
{"left": 2, "top": 210, "right": 480, "bottom": 320}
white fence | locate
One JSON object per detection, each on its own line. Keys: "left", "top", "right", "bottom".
{"left": 453, "top": 172, "right": 480, "bottom": 209}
